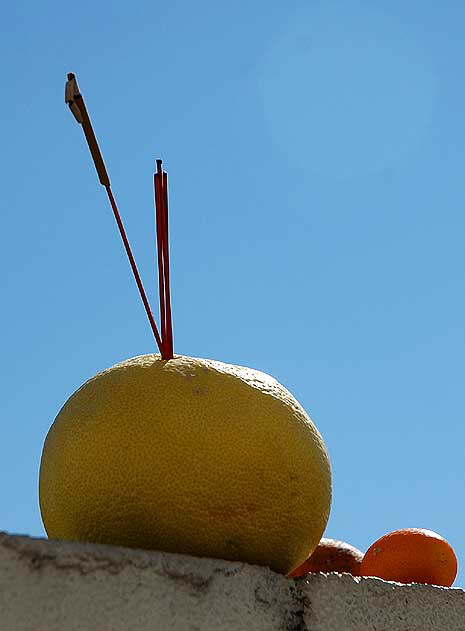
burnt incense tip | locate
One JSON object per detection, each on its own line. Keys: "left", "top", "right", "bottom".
{"left": 65, "top": 73, "right": 83, "bottom": 124}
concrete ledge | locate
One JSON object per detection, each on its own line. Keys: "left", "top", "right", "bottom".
{"left": 0, "top": 532, "right": 463, "bottom": 630}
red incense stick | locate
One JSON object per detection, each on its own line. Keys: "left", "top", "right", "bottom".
{"left": 154, "top": 166, "right": 167, "bottom": 355}
{"left": 105, "top": 186, "right": 163, "bottom": 352}
{"left": 154, "top": 160, "right": 173, "bottom": 359}
{"left": 161, "top": 170, "right": 173, "bottom": 357}
{"left": 65, "top": 73, "right": 173, "bottom": 359}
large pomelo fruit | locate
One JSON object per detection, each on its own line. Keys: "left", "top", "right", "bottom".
{"left": 39, "top": 354, "right": 331, "bottom": 573}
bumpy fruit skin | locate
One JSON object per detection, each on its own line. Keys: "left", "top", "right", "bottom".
{"left": 360, "top": 528, "right": 458, "bottom": 587}
{"left": 288, "top": 537, "right": 363, "bottom": 577}
{"left": 39, "top": 354, "right": 331, "bottom": 574}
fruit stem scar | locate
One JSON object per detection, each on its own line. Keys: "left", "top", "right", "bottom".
{"left": 64, "top": 73, "right": 174, "bottom": 358}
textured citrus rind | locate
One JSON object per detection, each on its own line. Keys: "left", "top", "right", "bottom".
{"left": 39, "top": 354, "right": 332, "bottom": 573}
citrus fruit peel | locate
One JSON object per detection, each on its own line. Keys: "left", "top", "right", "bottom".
{"left": 360, "top": 528, "right": 457, "bottom": 587}
{"left": 288, "top": 537, "right": 363, "bottom": 577}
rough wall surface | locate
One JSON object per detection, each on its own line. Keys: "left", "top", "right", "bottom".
{"left": 301, "top": 572, "right": 465, "bottom": 630}
{"left": 0, "top": 532, "right": 463, "bottom": 631}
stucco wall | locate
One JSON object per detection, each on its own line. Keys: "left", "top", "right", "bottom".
{"left": 0, "top": 531, "right": 463, "bottom": 630}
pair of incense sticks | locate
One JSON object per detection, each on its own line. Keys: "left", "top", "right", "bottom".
{"left": 65, "top": 73, "right": 173, "bottom": 359}
{"left": 154, "top": 160, "right": 173, "bottom": 359}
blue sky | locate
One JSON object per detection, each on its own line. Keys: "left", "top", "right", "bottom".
{"left": 2, "top": 0, "right": 464, "bottom": 585}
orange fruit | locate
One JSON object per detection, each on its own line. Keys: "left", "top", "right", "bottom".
{"left": 360, "top": 528, "right": 458, "bottom": 587}
{"left": 288, "top": 537, "right": 363, "bottom": 577}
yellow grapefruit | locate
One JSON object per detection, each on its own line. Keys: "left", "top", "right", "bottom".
{"left": 39, "top": 353, "right": 331, "bottom": 573}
